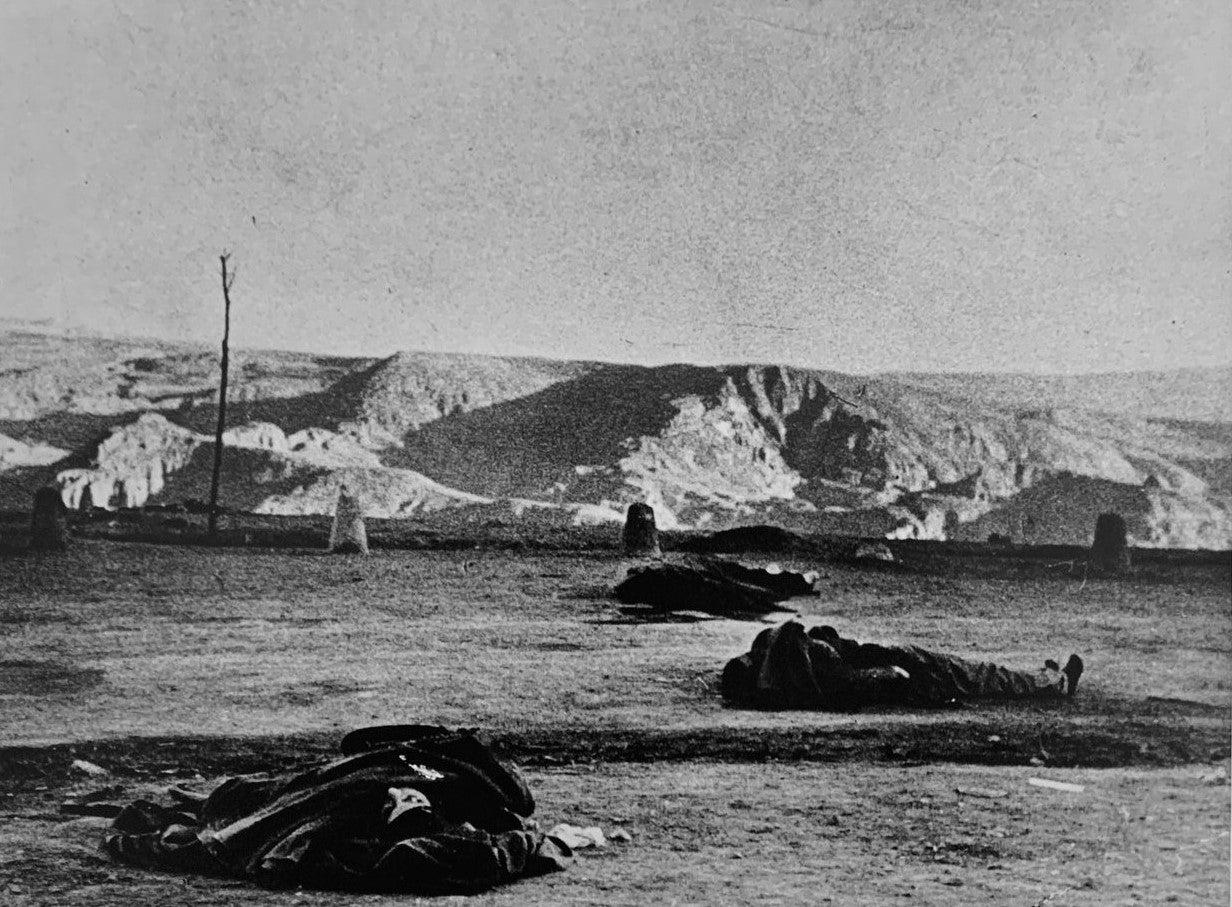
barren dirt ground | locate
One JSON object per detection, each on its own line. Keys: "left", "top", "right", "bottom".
{"left": 1, "top": 540, "right": 1229, "bottom": 905}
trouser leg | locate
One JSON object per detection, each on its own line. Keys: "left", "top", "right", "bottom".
{"left": 841, "top": 641, "right": 1065, "bottom": 702}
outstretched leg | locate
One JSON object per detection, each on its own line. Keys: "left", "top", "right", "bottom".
{"left": 812, "top": 627, "right": 1069, "bottom": 703}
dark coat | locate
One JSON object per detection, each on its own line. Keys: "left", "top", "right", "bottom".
{"left": 615, "top": 557, "right": 817, "bottom": 618}
{"left": 103, "top": 726, "right": 571, "bottom": 894}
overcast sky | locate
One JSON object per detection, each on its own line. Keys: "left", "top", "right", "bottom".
{"left": 2, "top": 0, "right": 1228, "bottom": 373}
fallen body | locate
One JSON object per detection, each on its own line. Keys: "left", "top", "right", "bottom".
{"left": 722, "top": 620, "right": 1084, "bottom": 711}
{"left": 102, "top": 726, "right": 571, "bottom": 895}
{"left": 614, "top": 557, "right": 818, "bottom": 619}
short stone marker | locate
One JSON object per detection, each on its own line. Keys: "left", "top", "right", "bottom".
{"left": 29, "top": 485, "right": 70, "bottom": 551}
{"left": 1089, "top": 512, "right": 1130, "bottom": 575}
{"left": 622, "top": 502, "right": 661, "bottom": 557}
{"left": 329, "top": 485, "right": 369, "bottom": 555}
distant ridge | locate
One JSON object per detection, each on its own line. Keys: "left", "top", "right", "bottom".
{"left": 1, "top": 329, "right": 1228, "bottom": 548}
{"left": 3, "top": 322, "right": 1228, "bottom": 415}
{"left": 881, "top": 367, "right": 1232, "bottom": 423}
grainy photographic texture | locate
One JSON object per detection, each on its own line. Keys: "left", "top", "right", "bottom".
{"left": 328, "top": 484, "right": 370, "bottom": 555}
{"left": 1089, "top": 512, "right": 1132, "bottom": 576}
{"left": 1, "top": 2, "right": 1229, "bottom": 904}
{"left": 621, "top": 503, "right": 662, "bottom": 558}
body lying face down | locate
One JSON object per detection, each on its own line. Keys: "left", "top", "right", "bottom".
{"left": 101, "top": 726, "right": 573, "bottom": 895}
{"left": 721, "top": 620, "right": 1082, "bottom": 711}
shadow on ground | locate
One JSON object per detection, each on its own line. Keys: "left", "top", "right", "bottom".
{"left": 2, "top": 693, "right": 1227, "bottom": 794}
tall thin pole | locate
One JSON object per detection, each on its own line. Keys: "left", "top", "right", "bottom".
{"left": 208, "top": 253, "right": 235, "bottom": 538}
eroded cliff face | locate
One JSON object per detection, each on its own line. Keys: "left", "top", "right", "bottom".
{"left": 5, "top": 338, "right": 1222, "bottom": 548}
{"left": 54, "top": 416, "right": 387, "bottom": 511}
{"left": 609, "top": 380, "right": 806, "bottom": 529}
{"left": 58, "top": 414, "right": 203, "bottom": 510}
{"left": 1144, "top": 488, "right": 1232, "bottom": 550}
{"left": 733, "top": 366, "right": 900, "bottom": 488}
{"left": 598, "top": 365, "right": 1231, "bottom": 546}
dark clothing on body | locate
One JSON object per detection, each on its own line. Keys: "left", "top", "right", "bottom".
{"left": 102, "top": 726, "right": 571, "bottom": 894}
{"left": 722, "top": 620, "right": 1068, "bottom": 711}
{"left": 615, "top": 557, "right": 817, "bottom": 618}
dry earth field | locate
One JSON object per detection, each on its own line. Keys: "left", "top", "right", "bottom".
{"left": 1, "top": 531, "right": 1229, "bottom": 906}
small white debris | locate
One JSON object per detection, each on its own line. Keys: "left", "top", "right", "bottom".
{"left": 548, "top": 823, "right": 608, "bottom": 849}
{"left": 70, "top": 759, "right": 109, "bottom": 777}
{"left": 1027, "top": 778, "right": 1085, "bottom": 793}
{"left": 854, "top": 542, "right": 894, "bottom": 562}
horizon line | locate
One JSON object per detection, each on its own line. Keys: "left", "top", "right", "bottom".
{"left": 2, "top": 319, "right": 1230, "bottom": 381}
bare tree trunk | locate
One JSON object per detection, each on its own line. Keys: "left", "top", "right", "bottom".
{"left": 208, "top": 253, "right": 235, "bottom": 538}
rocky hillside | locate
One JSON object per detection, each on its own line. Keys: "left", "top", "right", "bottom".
{"left": 1, "top": 328, "right": 1228, "bottom": 548}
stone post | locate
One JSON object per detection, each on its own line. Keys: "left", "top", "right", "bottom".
{"left": 622, "top": 502, "right": 661, "bottom": 557}
{"left": 29, "top": 486, "right": 69, "bottom": 551}
{"left": 1089, "top": 512, "right": 1130, "bottom": 575}
{"left": 329, "top": 484, "right": 369, "bottom": 555}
